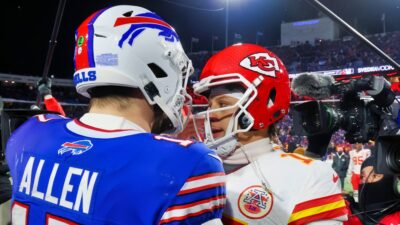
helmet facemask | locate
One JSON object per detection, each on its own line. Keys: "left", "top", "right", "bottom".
{"left": 150, "top": 45, "right": 194, "bottom": 134}
{"left": 194, "top": 73, "right": 257, "bottom": 157}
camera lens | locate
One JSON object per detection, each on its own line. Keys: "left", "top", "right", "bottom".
{"left": 387, "top": 147, "right": 400, "bottom": 173}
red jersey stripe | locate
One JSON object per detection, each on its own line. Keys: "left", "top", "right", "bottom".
{"left": 292, "top": 194, "right": 344, "bottom": 213}
{"left": 73, "top": 119, "right": 135, "bottom": 133}
{"left": 288, "top": 206, "right": 348, "bottom": 225}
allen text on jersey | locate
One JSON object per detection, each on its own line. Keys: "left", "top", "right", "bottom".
{"left": 18, "top": 156, "right": 98, "bottom": 214}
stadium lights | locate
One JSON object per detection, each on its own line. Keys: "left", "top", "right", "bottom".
{"left": 225, "top": 0, "right": 243, "bottom": 47}
{"left": 225, "top": 0, "right": 229, "bottom": 47}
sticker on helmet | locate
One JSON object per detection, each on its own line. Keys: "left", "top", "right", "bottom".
{"left": 239, "top": 53, "right": 280, "bottom": 78}
{"left": 95, "top": 53, "right": 118, "bottom": 66}
{"left": 115, "top": 12, "right": 179, "bottom": 47}
{"left": 77, "top": 36, "right": 85, "bottom": 47}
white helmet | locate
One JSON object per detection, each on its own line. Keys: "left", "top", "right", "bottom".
{"left": 73, "top": 5, "right": 193, "bottom": 133}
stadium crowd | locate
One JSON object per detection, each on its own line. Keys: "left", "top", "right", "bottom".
{"left": 189, "top": 31, "right": 400, "bottom": 76}
{"left": 1, "top": 25, "right": 399, "bottom": 224}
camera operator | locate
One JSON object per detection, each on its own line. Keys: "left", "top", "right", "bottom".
{"left": 354, "top": 156, "right": 400, "bottom": 224}
{"left": 292, "top": 72, "right": 400, "bottom": 225}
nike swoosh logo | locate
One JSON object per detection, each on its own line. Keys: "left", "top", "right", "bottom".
{"left": 333, "top": 174, "right": 339, "bottom": 183}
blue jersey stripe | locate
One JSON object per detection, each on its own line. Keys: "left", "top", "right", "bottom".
{"left": 87, "top": 8, "right": 108, "bottom": 67}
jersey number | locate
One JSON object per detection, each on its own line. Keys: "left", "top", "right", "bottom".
{"left": 280, "top": 153, "right": 313, "bottom": 165}
{"left": 12, "top": 201, "right": 78, "bottom": 225}
{"left": 352, "top": 156, "right": 365, "bottom": 165}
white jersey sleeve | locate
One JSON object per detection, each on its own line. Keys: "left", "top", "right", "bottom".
{"left": 202, "top": 218, "right": 223, "bottom": 225}
{"left": 221, "top": 151, "right": 348, "bottom": 225}
{"left": 287, "top": 156, "right": 348, "bottom": 225}
{"left": 346, "top": 150, "right": 355, "bottom": 177}
{"left": 307, "top": 220, "right": 343, "bottom": 225}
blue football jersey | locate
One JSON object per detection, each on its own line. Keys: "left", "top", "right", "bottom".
{"left": 6, "top": 114, "right": 226, "bottom": 225}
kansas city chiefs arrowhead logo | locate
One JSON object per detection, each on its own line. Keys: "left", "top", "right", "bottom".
{"left": 240, "top": 53, "right": 280, "bottom": 77}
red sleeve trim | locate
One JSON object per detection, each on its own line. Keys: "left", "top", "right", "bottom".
{"left": 292, "top": 194, "right": 344, "bottom": 213}
{"left": 288, "top": 207, "right": 347, "bottom": 225}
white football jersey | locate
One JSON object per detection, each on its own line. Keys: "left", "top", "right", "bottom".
{"left": 347, "top": 149, "right": 371, "bottom": 175}
{"left": 221, "top": 140, "right": 347, "bottom": 225}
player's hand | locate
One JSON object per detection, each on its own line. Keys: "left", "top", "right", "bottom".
{"left": 0, "top": 163, "right": 12, "bottom": 204}
{"left": 37, "top": 77, "right": 52, "bottom": 97}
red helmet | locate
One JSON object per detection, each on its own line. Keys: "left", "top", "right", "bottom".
{"left": 193, "top": 44, "right": 290, "bottom": 155}
{"left": 195, "top": 43, "right": 290, "bottom": 130}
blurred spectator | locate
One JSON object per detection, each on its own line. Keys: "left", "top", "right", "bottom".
{"left": 332, "top": 145, "right": 350, "bottom": 189}
{"left": 324, "top": 152, "right": 334, "bottom": 165}
{"left": 188, "top": 31, "right": 400, "bottom": 75}
{"left": 37, "top": 78, "right": 66, "bottom": 116}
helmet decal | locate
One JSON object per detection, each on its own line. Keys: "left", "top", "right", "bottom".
{"left": 115, "top": 12, "right": 180, "bottom": 48}
{"left": 239, "top": 53, "right": 280, "bottom": 78}
{"left": 74, "top": 8, "right": 108, "bottom": 71}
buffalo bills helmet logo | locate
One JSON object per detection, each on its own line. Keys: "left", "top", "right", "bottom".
{"left": 58, "top": 140, "right": 93, "bottom": 156}
{"left": 115, "top": 12, "right": 179, "bottom": 48}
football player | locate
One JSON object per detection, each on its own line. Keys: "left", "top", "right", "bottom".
{"left": 193, "top": 43, "right": 348, "bottom": 224}
{"left": 346, "top": 143, "right": 371, "bottom": 202}
{"left": 6, "top": 5, "right": 225, "bottom": 224}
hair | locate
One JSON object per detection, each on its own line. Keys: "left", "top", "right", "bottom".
{"left": 88, "top": 86, "right": 143, "bottom": 111}
{"left": 267, "top": 123, "right": 277, "bottom": 138}
{"left": 88, "top": 86, "right": 175, "bottom": 134}
{"left": 151, "top": 105, "right": 173, "bottom": 134}
{"left": 204, "top": 83, "right": 246, "bottom": 98}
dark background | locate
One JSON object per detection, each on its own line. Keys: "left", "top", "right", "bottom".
{"left": 0, "top": 0, "right": 399, "bottom": 79}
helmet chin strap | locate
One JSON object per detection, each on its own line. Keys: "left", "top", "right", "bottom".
{"left": 205, "top": 113, "right": 239, "bottom": 158}
{"left": 213, "top": 137, "right": 238, "bottom": 158}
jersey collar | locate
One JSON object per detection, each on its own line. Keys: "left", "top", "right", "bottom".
{"left": 66, "top": 113, "right": 146, "bottom": 138}
{"left": 224, "top": 138, "right": 275, "bottom": 165}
